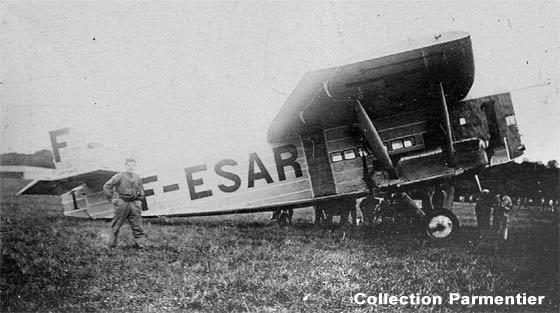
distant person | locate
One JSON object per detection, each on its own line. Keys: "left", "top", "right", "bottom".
{"left": 314, "top": 205, "right": 325, "bottom": 225}
{"left": 474, "top": 189, "right": 492, "bottom": 249}
{"left": 492, "top": 193, "right": 513, "bottom": 246}
{"left": 431, "top": 186, "right": 447, "bottom": 210}
{"left": 332, "top": 201, "right": 350, "bottom": 226}
{"left": 323, "top": 202, "right": 336, "bottom": 227}
{"left": 359, "top": 196, "right": 379, "bottom": 225}
{"left": 271, "top": 209, "right": 293, "bottom": 225}
{"left": 339, "top": 200, "right": 357, "bottom": 227}
{"left": 271, "top": 210, "right": 281, "bottom": 221}
{"left": 103, "top": 158, "right": 146, "bottom": 249}
{"left": 322, "top": 200, "right": 354, "bottom": 227}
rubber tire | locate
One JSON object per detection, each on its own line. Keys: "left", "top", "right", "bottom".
{"left": 423, "top": 209, "right": 460, "bottom": 239}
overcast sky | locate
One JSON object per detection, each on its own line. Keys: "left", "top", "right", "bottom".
{"left": 1, "top": 1, "right": 558, "bottom": 163}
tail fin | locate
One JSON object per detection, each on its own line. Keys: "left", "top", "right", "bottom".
{"left": 49, "top": 127, "right": 113, "bottom": 172}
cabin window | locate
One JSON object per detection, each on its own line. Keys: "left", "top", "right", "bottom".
{"left": 459, "top": 117, "right": 467, "bottom": 125}
{"left": 403, "top": 137, "right": 415, "bottom": 148}
{"left": 343, "top": 149, "right": 357, "bottom": 160}
{"left": 330, "top": 152, "right": 343, "bottom": 163}
{"left": 391, "top": 140, "right": 404, "bottom": 150}
{"left": 505, "top": 115, "right": 517, "bottom": 126}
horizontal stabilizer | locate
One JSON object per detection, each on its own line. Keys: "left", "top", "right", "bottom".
{"left": 17, "top": 169, "right": 117, "bottom": 196}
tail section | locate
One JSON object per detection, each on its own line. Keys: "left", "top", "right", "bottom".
{"left": 60, "top": 183, "right": 115, "bottom": 219}
{"left": 18, "top": 128, "right": 119, "bottom": 219}
{"left": 49, "top": 127, "right": 119, "bottom": 173}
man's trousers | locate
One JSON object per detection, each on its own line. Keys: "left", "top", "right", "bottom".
{"left": 108, "top": 200, "right": 145, "bottom": 248}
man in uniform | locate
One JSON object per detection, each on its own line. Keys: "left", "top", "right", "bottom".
{"left": 103, "top": 158, "right": 146, "bottom": 249}
{"left": 474, "top": 189, "right": 492, "bottom": 249}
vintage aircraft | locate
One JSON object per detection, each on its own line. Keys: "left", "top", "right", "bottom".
{"left": 18, "top": 31, "right": 524, "bottom": 239}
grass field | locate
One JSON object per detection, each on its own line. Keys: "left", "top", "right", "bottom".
{"left": 1, "top": 178, "right": 558, "bottom": 312}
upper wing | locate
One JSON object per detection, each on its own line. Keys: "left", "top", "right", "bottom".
{"left": 267, "top": 31, "right": 474, "bottom": 143}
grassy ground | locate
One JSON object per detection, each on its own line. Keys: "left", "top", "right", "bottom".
{"left": 1, "top": 178, "right": 558, "bottom": 312}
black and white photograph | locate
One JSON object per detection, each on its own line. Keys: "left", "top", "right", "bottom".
{"left": 1, "top": 1, "right": 558, "bottom": 312}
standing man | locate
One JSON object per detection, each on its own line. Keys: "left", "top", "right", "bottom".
{"left": 431, "top": 185, "right": 447, "bottom": 210}
{"left": 103, "top": 158, "right": 146, "bottom": 249}
{"left": 492, "top": 192, "right": 513, "bottom": 246}
{"left": 358, "top": 196, "right": 379, "bottom": 225}
{"left": 474, "top": 189, "right": 492, "bottom": 249}
{"left": 314, "top": 205, "right": 325, "bottom": 225}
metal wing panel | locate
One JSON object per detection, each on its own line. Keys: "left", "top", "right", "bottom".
{"left": 267, "top": 31, "right": 474, "bottom": 143}
{"left": 17, "top": 170, "right": 117, "bottom": 195}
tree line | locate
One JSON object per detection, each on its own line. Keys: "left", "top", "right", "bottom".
{"left": 455, "top": 160, "right": 559, "bottom": 202}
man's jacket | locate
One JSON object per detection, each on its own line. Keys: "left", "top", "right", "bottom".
{"left": 103, "top": 171, "right": 145, "bottom": 202}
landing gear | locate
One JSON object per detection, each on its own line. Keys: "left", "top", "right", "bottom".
{"left": 423, "top": 208, "right": 460, "bottom": 239}
{"left": 361, "top": 184, "right": 461, "bottom": 239}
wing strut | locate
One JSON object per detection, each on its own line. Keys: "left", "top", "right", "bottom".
{"left": 353, "top": 99, "right": 398, "bottom": 179}
{"left": 438, "top": 82, "right": 456, "bottom": 167}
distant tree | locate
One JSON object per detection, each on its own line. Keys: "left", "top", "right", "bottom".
{"left": 0, "top": 150, "right": 55, "bottom": 168}
{"left": 546, "top": 160, "right": 558, "bottom": 169}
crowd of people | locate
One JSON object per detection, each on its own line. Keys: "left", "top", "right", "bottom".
{"left": 270, "top": 187, "right": 537, "bottom": 253}
{"left": 460, "top": 194, "right": 558, "bottom": 214}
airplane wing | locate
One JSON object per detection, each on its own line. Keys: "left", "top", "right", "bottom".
{"left": 267, "top": 31, "right": 474, "bottom": 143}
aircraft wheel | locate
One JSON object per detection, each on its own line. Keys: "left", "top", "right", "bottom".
{"left": 423, "top": 209, "right": 459, "bottom": 239}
